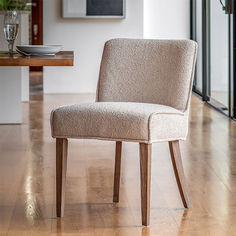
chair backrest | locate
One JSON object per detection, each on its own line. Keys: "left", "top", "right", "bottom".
{"left": 96, "top": 39, "right": 197, "bottom": 112}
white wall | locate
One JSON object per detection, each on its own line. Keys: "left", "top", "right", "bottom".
{"left": 43, "top": 0, "right": 143, "bottom": 94}
{"left": 144, "top": 0, "right": 190, "bottom": 39}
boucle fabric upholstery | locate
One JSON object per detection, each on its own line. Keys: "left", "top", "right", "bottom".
{"left": 51, "top": 39, "right": 197, "bottom": 143}
{"left": 51, "top": 102, "right": 188, "bottom": 143}
{"left": 97, "top": 39, "right": 197, "bottom": 112}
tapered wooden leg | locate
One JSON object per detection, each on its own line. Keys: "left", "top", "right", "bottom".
{"left": 113, "top": 141, "right": 122, "bottom": 203}
{"left": 169, "top": 140, "right": 191, "bottom": 208}
{"left": 56, "top": 138, "right": 68, "bottom": 217}
{"left": 139, "top": 143, "right": 152, "bottom": 226}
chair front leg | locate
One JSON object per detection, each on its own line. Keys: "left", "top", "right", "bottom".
{"left": 113, "top": 141, "right": 122, "bottom": 203}
{"left": 169, "top": 140, "right": 191, "bottom": 208}
{"left": 56, "top": 138, "right": 68, "bottom": 217}
{"left": 139, "top": 143, "right": 152, "bottom": 226}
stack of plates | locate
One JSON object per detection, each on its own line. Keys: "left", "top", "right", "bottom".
{"left": 16, "top": 45, "right": 63, "bottom": 56}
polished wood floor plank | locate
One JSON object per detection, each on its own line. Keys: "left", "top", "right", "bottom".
{"left": 1, "top": 92, "right": 236, "bottom": 235}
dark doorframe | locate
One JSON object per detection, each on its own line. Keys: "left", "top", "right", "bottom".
{"left": 190, "top": 0, "right": 236, "bottom": 119}
{"left": 30, "top": 0, "right": 43, "bottom": 72}
{"left": 190, "top": 0, "right": 210, "bottom": 101}
{"left": 202, "top": 0, "right": 211, "bottom": 102}
{"left": 233, "top": 3, "right": 236, "bottom": 119}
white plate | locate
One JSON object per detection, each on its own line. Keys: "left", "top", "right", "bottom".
{"left": 16, "top": 45, "right": 63, "bottom": 55}
{"left": 16, "top": 48, "right": 55, "bottom": 57}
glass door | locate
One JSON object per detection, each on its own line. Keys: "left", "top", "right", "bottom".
{"left": 192, "top": 0, "right": 204, "bottom": 94}
{"left": 209, "top": 0, "right": 233, "bottom": 115}
{"left": 191, "top": 0, "right": 235, "bottom": 118}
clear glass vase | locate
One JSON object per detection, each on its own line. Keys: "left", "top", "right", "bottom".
{"left": 3, "top": 11, "right": 19, "bottom": 54}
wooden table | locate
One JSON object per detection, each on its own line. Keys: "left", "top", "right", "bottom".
{"left": 0, "top": 51, "right": 74, "bottom": 66}
{"left": 0, "top": 51, "right": 74, "bottom": 124}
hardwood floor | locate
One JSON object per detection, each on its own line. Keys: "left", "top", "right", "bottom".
{"left": 1, "top": 93, "right": 236, "bottom": 235}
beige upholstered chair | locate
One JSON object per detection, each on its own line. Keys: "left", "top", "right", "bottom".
{"left": 50, "top": 39, "right": 197, "bottom": 226}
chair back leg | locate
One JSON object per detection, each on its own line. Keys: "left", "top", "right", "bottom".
{"left": 139, "top": 143, "right": 152, "bottom": 226}
{"left": 113, "top": 141, "right": 122, "bottom": 202}
{"left": 169, "top": 140, "right": 191, "bottom": 208}
{"left": 56, "top": 138, "right": 68, "bottom": 217}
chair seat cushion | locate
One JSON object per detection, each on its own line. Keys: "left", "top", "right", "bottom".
{"left": 51, "top": 102, "right": 188, "bottom": 143}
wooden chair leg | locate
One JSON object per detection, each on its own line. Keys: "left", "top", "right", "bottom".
{"left": 139, "top": 143, "right": 152, "bottom": 226}
{"left": 56, "top": 138, "right": 68, "bottom": 217}
{"left": 113, "top": 141, "right": 122, "bottom": 203}
{"left": 169, "top": 140, "right": 191, "bottom": 208}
